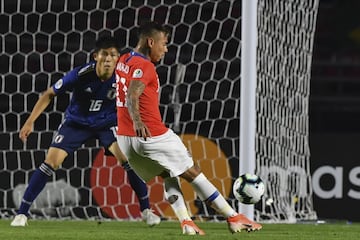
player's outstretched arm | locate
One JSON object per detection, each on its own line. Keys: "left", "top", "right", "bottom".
{"left": 19, "top": 87, "right": 56, "bottom": 142}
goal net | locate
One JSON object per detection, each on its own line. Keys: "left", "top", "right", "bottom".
{"left": 256, "top": 0, "right": 319, "bottom": 222}
{"left": 0, "top": 0, "right": 318, "bottom": 222}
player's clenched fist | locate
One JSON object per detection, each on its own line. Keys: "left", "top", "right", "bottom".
{"left": 19, "top": 121, "right": 33, "bottom": 142}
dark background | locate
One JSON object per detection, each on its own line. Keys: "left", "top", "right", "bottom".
{"left": 310, "top": 0, "right": 360, "bottom": 221}
{"left": 311, "top": 0, "right": 360, "bottom": 132}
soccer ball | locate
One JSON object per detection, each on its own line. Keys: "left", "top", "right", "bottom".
{"left": 233, "top": 173, "right": 265, "bottom": 204}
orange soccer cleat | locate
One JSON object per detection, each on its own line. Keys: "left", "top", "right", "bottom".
{"left": 227, "top": 213, "right": 262, "bottom": 233}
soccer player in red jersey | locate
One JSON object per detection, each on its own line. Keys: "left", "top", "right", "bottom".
{"left": 115, "top": 21, "right": 262, "bottom": 235}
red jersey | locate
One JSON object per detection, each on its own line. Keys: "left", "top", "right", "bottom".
{"left": 115, "top": 51, "right": 168, "bottom": 136}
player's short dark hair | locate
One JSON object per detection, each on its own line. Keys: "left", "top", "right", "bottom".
{"left": 137, "top": 21, "right": 170, "bottom": 39}
{"left": 94, "top": 36, "right": 120, "bottom": 52}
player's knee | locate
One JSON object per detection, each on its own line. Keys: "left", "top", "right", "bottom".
{"left": 181, "top": 165, "right": 202, "bottom": 182}
{"left": 45, "top": 147, "right": 67, "bottom": 169}
{"left": 44, "top": 160, "right": 60, "bottom": 170}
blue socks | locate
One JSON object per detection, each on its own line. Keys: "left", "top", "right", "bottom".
{"left": 17, "top": 161, "right": 149, "bottom": 215}
{"left": 17, "top": 163, "right": 54, "bottom": 215}
{"left": 122, "top": 162, "right": 150, "bottom": 211}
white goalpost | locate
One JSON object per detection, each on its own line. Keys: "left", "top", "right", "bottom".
{"left": 239, "top": 0, "right": 258, "bottom": 220}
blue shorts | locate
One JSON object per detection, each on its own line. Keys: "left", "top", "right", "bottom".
{"left": 50, "top": 120, "right": 116, "bottom": 155}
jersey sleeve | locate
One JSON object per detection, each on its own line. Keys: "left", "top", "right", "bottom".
{"left": 131, "top": 61, "right": 153, "bottom": 86}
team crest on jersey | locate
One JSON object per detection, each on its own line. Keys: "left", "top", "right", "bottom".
{"left": 132, "top": 69, "right": 143, "bottom": 78}
{"left": 54, "top": 79, "right": 63, "bottom": 89}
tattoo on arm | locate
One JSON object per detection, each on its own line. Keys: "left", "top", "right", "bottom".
{"left": 126, "top": 80, "right": 145, "bottom": 123}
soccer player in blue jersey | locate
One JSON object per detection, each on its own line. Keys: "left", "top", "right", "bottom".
{"left": 10, "top": 36, "right": 161, "bottom": 227}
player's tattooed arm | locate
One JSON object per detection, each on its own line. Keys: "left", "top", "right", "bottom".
{"left": 126, "top": 80, "right": 151, "bottom": 140}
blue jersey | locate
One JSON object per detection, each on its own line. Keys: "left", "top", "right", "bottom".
{"left": 52, "top": 61, "right": 117, "bottom": 129}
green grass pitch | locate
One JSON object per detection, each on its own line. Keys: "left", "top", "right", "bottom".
{"left": 1, "top": 219, "right": 359, "bottom": 240}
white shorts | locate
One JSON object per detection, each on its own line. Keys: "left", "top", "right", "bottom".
{"left": 116, "top": 129, "right": 194, "bottom": 182}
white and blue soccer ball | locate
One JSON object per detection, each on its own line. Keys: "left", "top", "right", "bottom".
{"left": 233, "top": 173, "right": 265, "bottom": 204}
